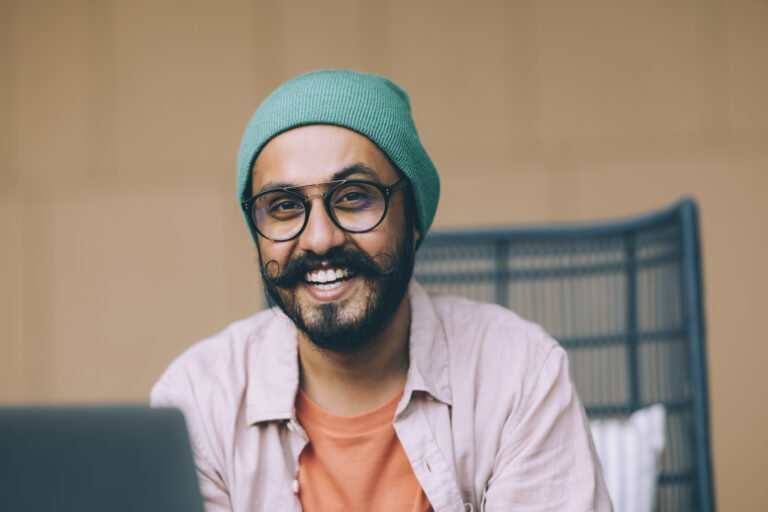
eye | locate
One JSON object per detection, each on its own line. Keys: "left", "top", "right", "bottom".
{"left": 333, "top": 184, "right": 378, "bottom": 210}
{"left": 265, "top": 195, "right": 305, "bottom": 219}
{"left": 338, "top": 190, "right": 365, "bottom": 202}
{"left": 271, "top": 200, "right": 302, "bottom": 212}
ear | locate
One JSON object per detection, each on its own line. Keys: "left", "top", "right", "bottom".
{"left": 412, "top": 224, "right": 421, "bottom": 248}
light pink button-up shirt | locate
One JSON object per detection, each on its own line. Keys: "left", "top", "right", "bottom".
{"left": 151, "top": 280, "right": 612, "bottom": 511}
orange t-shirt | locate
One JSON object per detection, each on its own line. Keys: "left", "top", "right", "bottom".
{"left": 295, "top": 388, "right": 433, "bottom": 512}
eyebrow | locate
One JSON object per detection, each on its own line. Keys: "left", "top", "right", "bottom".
{"left": 256, "top": 163, "right": 381, "bottom": 194}
{"left": 331, "top": 164, "right": 379, "bottom": 181}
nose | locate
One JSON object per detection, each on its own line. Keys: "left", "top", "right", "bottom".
{"left": 297, "top": 197, "right": 346, "bottom": 256}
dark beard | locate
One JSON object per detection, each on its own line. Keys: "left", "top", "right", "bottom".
{"left": 259, "top": 230, "right": 414, "bottom": 353}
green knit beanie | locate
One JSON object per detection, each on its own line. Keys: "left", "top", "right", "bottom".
{"left": 237, "top": 70, "right": 440, "bottom": 247}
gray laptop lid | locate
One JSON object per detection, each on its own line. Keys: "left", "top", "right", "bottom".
{"left": 0, "top": 406, "right": 205, "bottom": 512}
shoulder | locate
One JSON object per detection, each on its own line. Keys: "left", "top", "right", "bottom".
{"left": 428, "top": 291, "right": 561, "bottom": 369}
{"left": 153, "top": 310, "right": 267, "bottom": 385}
{"left": 149, "top": 308, "right": 296, "bottom": 471}
{"left": 150, "top": 308, "right": 291, "bottom": 412}
{"left": 422, "top": 290, "right": 569, "bottom": 416}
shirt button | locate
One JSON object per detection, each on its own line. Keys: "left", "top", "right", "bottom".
{"left": 292, "top": 479, "right": 300, "bottom": 494}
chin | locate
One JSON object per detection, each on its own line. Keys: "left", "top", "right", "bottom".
{"left": 285, "top": 282, "right": 393, "bottom": 353}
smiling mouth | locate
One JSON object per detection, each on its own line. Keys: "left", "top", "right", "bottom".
{"left": 304, "top": 268, "right": 355, "bottom": 290}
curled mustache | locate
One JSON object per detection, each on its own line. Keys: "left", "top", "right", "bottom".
{"left": 263, "top": 247, "right": 395, "bottom": 289}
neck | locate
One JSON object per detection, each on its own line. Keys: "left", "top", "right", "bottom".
{"left": 297, "top": 295, "right": 411, "bottom": 416}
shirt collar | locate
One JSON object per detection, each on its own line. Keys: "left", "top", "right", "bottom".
{"left": 245, "top": 308, "right": 300, "bottom": 425}
{"left": 245, "top": 279, "right": 452, "bottom": 426}
{"left": 402, "top": 280, "right": 453, "bottom": 406}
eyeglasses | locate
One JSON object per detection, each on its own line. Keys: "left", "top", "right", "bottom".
{"left": 242, "top": 178, "right": 409, "bottom": 242}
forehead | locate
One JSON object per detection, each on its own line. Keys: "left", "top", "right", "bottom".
{"left": 251, "top": 125, "right": 400, "bottom": 193}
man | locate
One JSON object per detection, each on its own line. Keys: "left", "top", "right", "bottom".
{"left": 151, "top": 70, "right": 612, "bottom": 511}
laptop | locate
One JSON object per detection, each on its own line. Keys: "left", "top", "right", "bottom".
{"left": 0, "top": 406, "right": 205, "bottom": 512}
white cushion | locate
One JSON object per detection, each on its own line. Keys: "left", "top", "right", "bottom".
{"left": 589, "top": 404, "right": 666, "bottom": 512}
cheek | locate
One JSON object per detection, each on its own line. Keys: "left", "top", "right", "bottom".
{"left": 351, "top": 221, "right": 403, "bottom": 257}
{"left": 374, "top": 200, "right": 409, "bottom": 246}
{"left": 350, "top": 234, "right": 391, "bottom": 256}
{"left": 257, "top": 239, "right": 295, "bottom": 267}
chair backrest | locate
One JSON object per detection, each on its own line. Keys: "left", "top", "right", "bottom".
{"left": 414, "top": 197, "right": 715, "bottom": 512}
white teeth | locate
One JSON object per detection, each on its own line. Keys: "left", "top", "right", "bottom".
{"left": 304, "top": 268, "right": 351, "bottom": 284}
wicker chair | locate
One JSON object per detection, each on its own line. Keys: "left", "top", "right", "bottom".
{"left": 414, "top": 198, "right": 715, "bottom": 512}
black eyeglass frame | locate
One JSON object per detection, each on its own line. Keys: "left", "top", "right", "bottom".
{"left": 241, "top": 177, "right": 409, "bottom": 242}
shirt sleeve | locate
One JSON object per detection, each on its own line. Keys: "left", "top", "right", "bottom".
{"left": 150, "top": 376, "right": 234, "bottom": 512}
{"left": 482, "top": 345, "right": 613, "bottom": 512}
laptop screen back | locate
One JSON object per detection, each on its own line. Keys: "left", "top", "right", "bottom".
{"left": 0, "top": 406, "right": 205, "bottom": 512}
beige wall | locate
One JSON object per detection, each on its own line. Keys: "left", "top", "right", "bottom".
{"left": 1, "top": 1, "right": 766, "bottom": 509}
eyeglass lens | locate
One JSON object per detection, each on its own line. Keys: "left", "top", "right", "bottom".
{"left": 252, "top": 181, "right": 388, "bottom": 241}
